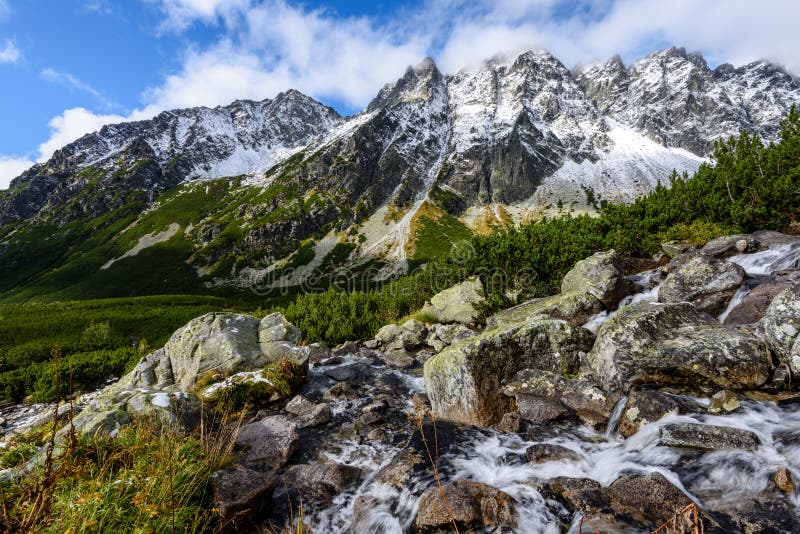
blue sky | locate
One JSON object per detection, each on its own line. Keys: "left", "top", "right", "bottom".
{"left": 0, "top": 0, "right": 798, "bottom": 187}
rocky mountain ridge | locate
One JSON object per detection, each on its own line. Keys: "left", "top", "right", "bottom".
{"left": 0, "top": 46, "right": 798, "bottom": 296}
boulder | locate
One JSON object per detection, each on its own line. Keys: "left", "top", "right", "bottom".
{"left": 234, "top": 415, "right": 299, "bottom": 468}
{"left": 605, "top": 472, "right": 693, "bottom": 526}
{"left": 751, "top": 230, "right": 800, "bottom": 249}
{"left": 285, "top": 395, "right": 331, "bottom": 427}
{"left": 373, "top": 450, "right": 427, "bottom": 489}
{"left": 419, "top": 277, "right": 485, "bottom": 324}
{"left": 378, "top": 349, "right": 417, "bottom": 369}
{"left": 618, "top": 390, "right": 703, "bottom": 437}
{"left": 561, "top": 250, "right": 629, "bottom": 308}
{"left": 282, "top": 462, "right": 360, "bottom": 493}
{"left": 661, "top": 241, "right": 698, "bottom": 257}
{"left": 526, "top": 443, "right": 581, "bottom": 464}
{"left": 658, "top": 255, "right": 746, "bottom": 315}
{"left": 759, "top": 283, "right": 800, "bottom": 373}
{"left": 374, "top": 320, "right": 426, "bottom": 351}
{"left": 424, "top": 318, "right": 594, "bottom": 426}
{"left": 504, "top": 369, "right": 619, "bottom": 429}
{"left": 486, "top": 291, "right": 603, "bottom": 329}
{"left": 723, "top": 281, "right": 789, "bottom": 325}
{"left": 415, "top": 479, "right": 516, "bottom": 532}
{"left": 121, "top": 312, "right": 308, "bottom": 390}
{"left": 701, "top": 234, "right": 756, "bottom": 258}
{"left": 210, "top": 465, "right": 273, "bottom": 531}
{"left": 582, "top": 302, "right": 771, "bottom": 393}
{"left": 545, "top": 477, "right": 607, "bottom": 517}
{"left": 658, "top": 422, "right": 761, "bottom": 451}
{"left": 425, "top": 323, "right": 476, "bottom": 353}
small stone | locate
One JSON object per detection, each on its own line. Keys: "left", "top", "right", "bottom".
{"left": 323, "top": 382, "right": 357, "bottom": 401}
{"left": 366, "top": 428, "right": 389, "bottom": 442}
{"left": 708, "top": 390, "right": 741, "bottom": 414}
{"left": 525, "top": 443, "right": 581, "bottom": 464}
{"left": 379, "top": 349, "right": 416, "bottom": 369}
{"left": 774, "top": 467, "right": 794, "bottom": 494}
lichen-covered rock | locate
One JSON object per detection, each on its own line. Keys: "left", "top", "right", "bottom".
{"left": 425, "top": 323, "right": 476, "bottom": 353}
{"left": 505, "top": 369, "right": 619, "bottom": 429}
{"left": 605, "top": 472, "right": 693, "bottom": 525}
{"left": 582, "top": 302, "right": 771, "bottom": 392}
{"left": 708, "top": 390, "right": 741, "bottom": 414}
{"left": 486, "top": 291, "right": 604, "bottom": 329}
{"left": 424, "top": 318, "right": 594, "bottom": 426}
{"left": 526, "top": 443, "right": 581, "bottom": 464}
{"left": 70, "top": 388, "right": 201, "bottom": 436}
{"left": 658, "top": 255, "right": 746, "bottom": 315}
{"left": 661, "top": 241, "right": 698, "bottom": 257}
{"left": 759, "top": 283, "right": 800, "bottom": 373}
{"left": 415, "top": 479, "right": 517, "bottom": 532}
{"left": 121, "top": 312, "right": 309, "bottom": 391}
{"left": 618, "top": 390, "right": 703, "bottom": 437}
{"left": 419, "top": 276, "right": 485, "bottom": 324}
{"left": 701, "top": 234, "right": 756, "bottom": 258}
{"left": 374, "top": 320, "right": 426, "bottom": 350}
{"left": 284, "top": 395, "right": 331, "bottom": 427}
{"left": 561, "top": 249, "right": 629, "bottom": 308}
{"left": 658, "top": 422, "right": 761, "bottom": 451}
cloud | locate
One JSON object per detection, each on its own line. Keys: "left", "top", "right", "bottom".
{"left": 42, "top": 68, "right": 122, "bottom": 111}
{"left": 0, "top": 39, "right": 20, "bottom": 64}
{"left": 0, "top": 1, "right": 9, "bottom": 18}
{"left": 37, "top": 108, "right": 126, "bottom": 161}
{"left": 152, "top": 0, "right": 251, "bottom": 31}
{"left": 0, "top": 157, "right": 35, "bottom": 189}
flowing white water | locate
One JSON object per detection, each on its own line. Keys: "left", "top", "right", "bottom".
{"left": 717, "top": 284, "right": 751, "bottom": 323}
{"left": 729, "top": 243, "right": 800, "bottom": 275}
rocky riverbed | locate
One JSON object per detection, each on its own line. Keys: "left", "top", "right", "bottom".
{"left": 3, "top": 230, "right": 800, "bottom": 533}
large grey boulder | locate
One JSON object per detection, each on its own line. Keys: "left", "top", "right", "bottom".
{"left": 701, "top": 234, "right": 756, "bottom": 258}
{"left": 234, "top": 415, "right": 299, "bottom": 469}
{"left": 486, "top": 291, "right": 603, "bottom": 329}
{"left": 425, "top": 323, "right": 476, "bottom": 353}
{"left": 658, "top": 255, "right": 746, "bottom": 315}
{"left": 210, "top": 465, "right": 273, "bottom": 531}
{"left": 504, "top": 369, "right": 619, "bottom": 429}
{"left": 658, "top": 422, "right": 761, "bottom": 451}
{"left": 582, "top": 302, "right": 771, "bottom": 393}
{"left": 561, "top": 249, "right": 629, "bottom": 308}
{"left": 424, "top": 318, "right": 594, "bottom": 426}
{"left": 419, "top": 276, "right": 485, "bottom": 324}
{"left": 759, "top": 283, "right": 800, "bottom": 373}
{"left": 121, "top": 312, "right": 308, "bottom": 391}
{"left": 723, "top": 281, "right": 790, "bottom": 325}
{"left": 415, "top": 479, "right": 517, "bottom": 533}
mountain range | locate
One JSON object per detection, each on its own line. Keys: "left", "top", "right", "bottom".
{"left": 1, "top": 46, "right": 798, "bottom": 299}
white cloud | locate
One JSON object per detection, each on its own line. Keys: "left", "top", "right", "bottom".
{"left": 153, "top": 0, "right": 251, "bottom": 31}
{"left": 0, "top": 39, "right": 20, "bottom": 64}
{"left": 0, "top": 157, "right": 35, "bottom": 189}
{"left": 37, "top": 108, "right": 126, "bottom": 161}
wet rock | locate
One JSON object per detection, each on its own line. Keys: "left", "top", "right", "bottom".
{"left": 606, "top": 472, "right": 692, "bottom": 525}
{"left": 751, "top": 230, "right": 800, "bottom": 249}
{"left": 378, "top": 349, "right": 416, "bottom": 369}
{"left": 618, "top": 390, "right": 703, "bottom": 437}
{"left": 323, "top": 382, "right": 357, "bottom": 401}
{"left": 561, "top": 249, "right": 629, "bottom": 309}
{"left": 425, "top": 323, "right": 476, "bottom": 353}
{"left": 760, "top": 283, "right": 800, "bottom": 373}
{"left": 234, "top": 415, "right": 299, "bottom": 468}
{"left": 424, "top": 318, "right": 594, "bottom": 426}
{"left": 773, "top": 467, "right": 794, "bottom": 493}
{"left": 324, "top": 365, "right": 357, "bottom": 382}
{"left": 306, "top": 343, "right": 332, "bottom": 364}
{"left": 708, "top": 390, "right": 741, "bottom": 414}
{"left": 658, "top": 422, "right": 760, "bottom": 451}
{"left": 283, "top": 462, "right": 361, "bottom": 493}
{"left": 373, "top": 450, "right": 427, "bottom": 489}
{"left": 419, "top": 276, "right": 485, "bottom": 325}
{"left": 701, "top": 234, "right": 756, "bottom": 258}
{"left": 210, "top": 464, "right": 273, "bottom": 532}
{"left": 505, "top": 370, "right": 620, "bottom": 430}
{"left": 661, "top": 241, "right": 698, "bottom": 257}
{"left": 285, "top": 395, "right": 331, "bottom": 427}
{"left": 366, "top": 428, "right": 389, "bottom": 441}
{"left": 415, "top": 479, "right": 517, "bottom": 532}
{"left": 526, "top": 443, "right": 581, "bottom": 463}
{"left": 723, "top": 281, "right": 789, "bottom": 325}
{"left": 486, "top": 292, "right": 603, "bottom": 329}
{"left": 582, "top": 302, "right": 771, "bottom": 393}
{"left": 545, "top": 477, "right": 607, "bottom": 516}
{"left": 331, "top": 340, "right": 361, "bottom": 356}
{"left": 496, "top": 412, "right": 522, "bottom": 433}
{"left": 658, "top": 255, "right": 746, "bottom": 315}
{"left": 712, "top": 483, "right": 800, "bottom": 534}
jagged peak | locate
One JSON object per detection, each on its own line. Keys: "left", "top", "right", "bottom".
{"left": 367, "top": 58, "right": 445, "bottom": 111}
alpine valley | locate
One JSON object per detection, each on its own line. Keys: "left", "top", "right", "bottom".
{"left": 1, "top": 46, "right": 799, "bottom": 299}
